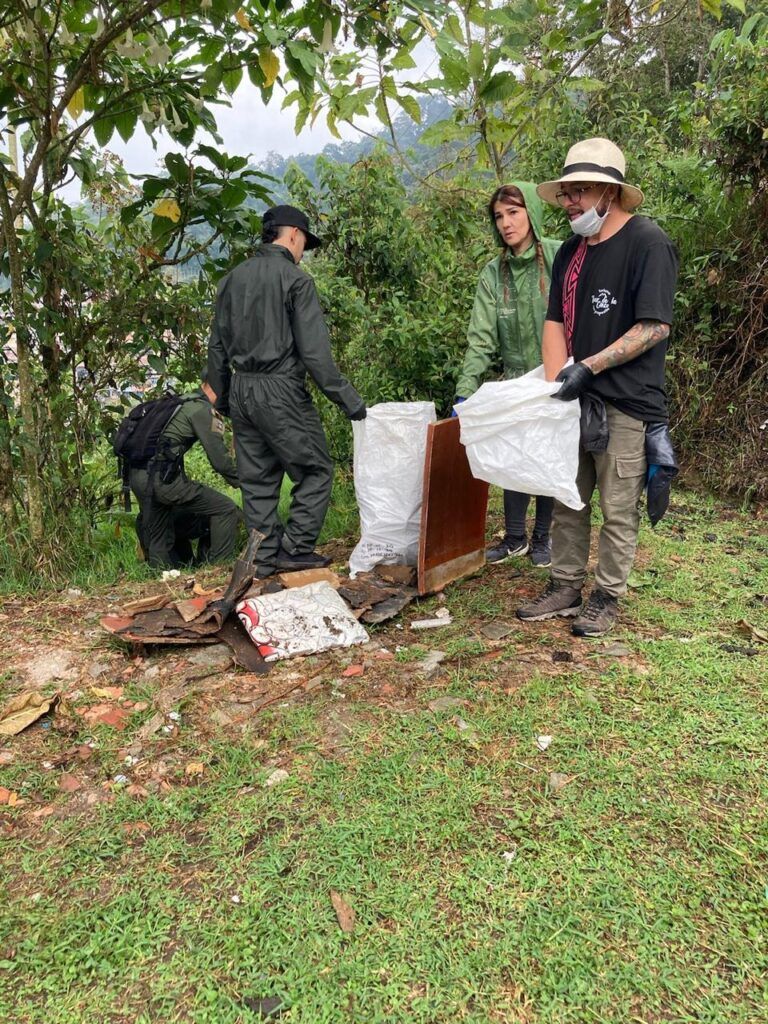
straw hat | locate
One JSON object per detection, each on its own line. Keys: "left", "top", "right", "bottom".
{"left": 536, "top": 138, "right": 644, "bottom": 211}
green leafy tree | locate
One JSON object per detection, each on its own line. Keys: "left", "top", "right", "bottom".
{"left": 304, "top": 1, "right": 751, "bottom": 186}
{"left": 0, "top": 0, "right": 437, "bottom": 556}
{"left": 285, "top": 150, "right": 488, "bottom": 460}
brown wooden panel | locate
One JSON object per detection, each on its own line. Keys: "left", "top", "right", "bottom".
{"left": 418, "top": 417, "right": 489, "bottom": 595}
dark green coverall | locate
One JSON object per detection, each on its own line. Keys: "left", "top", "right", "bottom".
{"left": 129, "top": 392, "right": 242, "bottom": 567}
{"left": 206, "top": 244, "right": 364, "bottom": 573}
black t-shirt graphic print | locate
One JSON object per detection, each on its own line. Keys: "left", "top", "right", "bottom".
{"left": 546, "top": 216, "right": 679, "bottom": 421}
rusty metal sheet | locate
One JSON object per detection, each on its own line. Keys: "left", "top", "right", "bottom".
{"left": 418, "top": 417, "right": 489, "bottom": 595}
{"left": 361, "top": 587, "right": 417, "bottom": 624}
{"left": 337, "top": 573, "right": 417, "bottom": 624}
{"left": 337, "top": 574, "right": 398, "bottom": 610}
{"left": 374, "top": 564, "right": 417, "bottom": 587}
{"left": 100, "top": 608, "right": 221, "bottom": 644}
{"left": 195, "top": 528, "right": 265, "bottom": 627}
{"left": 217, "top": 617, "right": 270, "bottom": 674}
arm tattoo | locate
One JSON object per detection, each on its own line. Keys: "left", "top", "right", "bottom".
{"left": 584, "top": 320, "right": 670, "bottom": 374}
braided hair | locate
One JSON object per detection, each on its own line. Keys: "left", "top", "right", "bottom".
{"left": 488, "top": 184, "right": 547, "bottom": 298}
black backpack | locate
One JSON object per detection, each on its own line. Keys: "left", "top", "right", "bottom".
{"left": 113, "top": 394, "right": 185, "bottom": 509}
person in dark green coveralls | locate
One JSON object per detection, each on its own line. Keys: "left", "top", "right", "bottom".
{"left": 455, "top": 182, "right": 561, "bottom": 567}
{"left": 206, "top": 205, "right": 366, "bottom": 577}
{"left": 129, "top": 380, "right": 242, "bottom": 567}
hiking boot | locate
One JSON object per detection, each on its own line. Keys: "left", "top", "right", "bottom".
{"left": 571, "top": 589, "right": 618, "bottom": 637}
{"left": 274, "top": 546, "right": 332, "bottom": 572}
{"left": 529, "top": 536, "right": 552, "bottom": 567}
{"left": 486, "top": 536, "right": 529, "bottom": 563}
{"left": 516, "top": 580, "right": 582, "bottom": 621}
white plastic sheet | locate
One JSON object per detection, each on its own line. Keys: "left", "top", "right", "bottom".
{"left": 348, "top": 401, "right": 436, "bottom": 577}
{"left": 455, "top": 366, "right": 584, "bottom": 510}
{"left": 236, "top": 581, "right": 369, "bottom": 662}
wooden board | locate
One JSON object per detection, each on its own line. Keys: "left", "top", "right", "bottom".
{"left": 417, "top": 417, "right": 489, "bottom": 595}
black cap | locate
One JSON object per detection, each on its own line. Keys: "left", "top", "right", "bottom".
{"left": 262, "top": 204, "right": 321, "bottom": 250}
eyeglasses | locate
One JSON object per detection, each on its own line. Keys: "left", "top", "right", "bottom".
{"left": 555, "top": 185, "right": 598, "bottom": 205}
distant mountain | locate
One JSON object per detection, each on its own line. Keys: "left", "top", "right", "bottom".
{"left": 150, "top": 96, "right": 460, "bottom": 281}
{"left": 256, "top": 95, "right": 456, "bottom": 199}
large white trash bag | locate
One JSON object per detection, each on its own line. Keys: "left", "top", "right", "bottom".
{"left": 456, "top": 366, "right": 584, "bottom": 510}
{"left": 349, "top": 401, "right": 436, "bottom": 576}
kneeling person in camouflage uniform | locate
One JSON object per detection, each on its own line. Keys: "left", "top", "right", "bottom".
{"left": 129, "top": 380, "right": 242, "bottom": 567}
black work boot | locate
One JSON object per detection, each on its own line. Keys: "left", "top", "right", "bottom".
{"left": 516, "top": 580, "right": 582, "bottom": 621}
{"left": 274, "top": 546, "right": 332, "bottom": 571}
{"left": 571, "top": 588, "right": 618, "bottom": 637}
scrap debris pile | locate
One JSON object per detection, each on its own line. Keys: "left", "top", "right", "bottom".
{"left": 100, "top": 530, "right": 422, "bottom": 675}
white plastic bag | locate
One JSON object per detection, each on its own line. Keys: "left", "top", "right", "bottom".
{"left": 456, "top": 366, "right": 584, "bottom": 510}
{"left": 236, "top": 581, "right": 369, "bottom": 662}
{"left": 349, "top": 401, "right": 436, "bottom": 576}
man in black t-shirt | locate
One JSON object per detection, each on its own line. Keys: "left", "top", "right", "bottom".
{"left": 516, "top": 138, "right": 679, "bottom": 637}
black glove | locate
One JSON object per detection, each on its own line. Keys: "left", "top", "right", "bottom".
{"left": 552, "top": 362, "right": 594, "bottom": 401}
{"left": 349, "top": 405, "right": 367, "bottom": 421}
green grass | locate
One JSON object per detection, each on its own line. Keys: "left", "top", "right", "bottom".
{"left": 0, "top": 491, "right": 766, "bottom": 1022}
{"left": 0, "top": 458, "right": 359, "bottom": 596}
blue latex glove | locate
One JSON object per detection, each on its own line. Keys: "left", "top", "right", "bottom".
{"left": 451, "top": 396, "right": 467, "bottom": 418}
{"left": 646, "top": 464, "right": 660, "bottom": 487}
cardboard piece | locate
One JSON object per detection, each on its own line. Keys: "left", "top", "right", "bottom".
{"left": 122, "top": 594, "right": 171, "bottom": 615}
{"left": 0, "top": 690, "right": 60, "bottom": 736}
{"left": 278, "top": 568, "right": 341, "bottom": 590}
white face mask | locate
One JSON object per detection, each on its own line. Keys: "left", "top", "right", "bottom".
{"left": 570, "top": 188, "right": 612, "bottom": 237}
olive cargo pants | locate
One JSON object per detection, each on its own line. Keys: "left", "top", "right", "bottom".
{"left": 551, "top": 404, "right": 647, "bottom": 598}
{"left": 129, "top": 466, "right": 241, "bottom": 567}
{"left": 229, "top": 372, "right": 334, "bottom": 571}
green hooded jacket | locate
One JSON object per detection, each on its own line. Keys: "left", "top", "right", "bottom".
{"left": 456, "top": 181, "right": 562, "bottom": 397}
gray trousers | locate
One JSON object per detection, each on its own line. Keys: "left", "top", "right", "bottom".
{"left": 551, "top": 404, "right": 647, "bottom": 598}
{"left": 229, "top": 372, "right": 334, "bottom": 570}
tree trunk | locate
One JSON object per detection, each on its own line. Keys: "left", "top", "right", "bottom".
{"left": 40, "top": 267, "right": 71, "bottom": 495}
{"left": 0, "top": 186, "right": 45, "bottom": 544}
{"left": 0, "top": 371, "right": 15, "bottom": 530}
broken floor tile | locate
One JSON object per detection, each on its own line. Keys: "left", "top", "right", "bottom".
{"left": 264, "top": 768, "right": 290, "bottom": 788}
{"left": 418, "top": 650, "right": 446, "bottom": 677}
{"left": 24, "top": 651, "right": 77, "bottom": 688}
{"left": 411, "top": 607, "right": 452, "bottom": 630}
{"left": 186, "top": 644, "right": 233, "bottom": 671}
{"left": 552, "top": 650, "right": 574, "bottom": 663}
{"left": 427, "top": 696, "right": 467, "bottom": 713}
{"left": 548, "top": 772, "right": 571, "bottom": 794}
{"left": 480, "top": 621, "right": 515, "bottom": 641}
{"left": 596, "top": 642, "right": 632, "bottom": 658}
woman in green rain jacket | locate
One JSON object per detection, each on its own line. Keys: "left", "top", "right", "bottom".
{"left": 455, "top": 181, "right": 561, "bottom": 567}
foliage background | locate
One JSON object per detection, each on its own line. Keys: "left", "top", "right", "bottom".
{"left": 1, "top": 1, "right": 766, "bottom": 584}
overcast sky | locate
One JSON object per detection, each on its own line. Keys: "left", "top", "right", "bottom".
{"left": 105, "top": 85, "right": 365, "bottom": 182}
{"left": 88, "top": 36, "right": 437, "bottom": 188}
